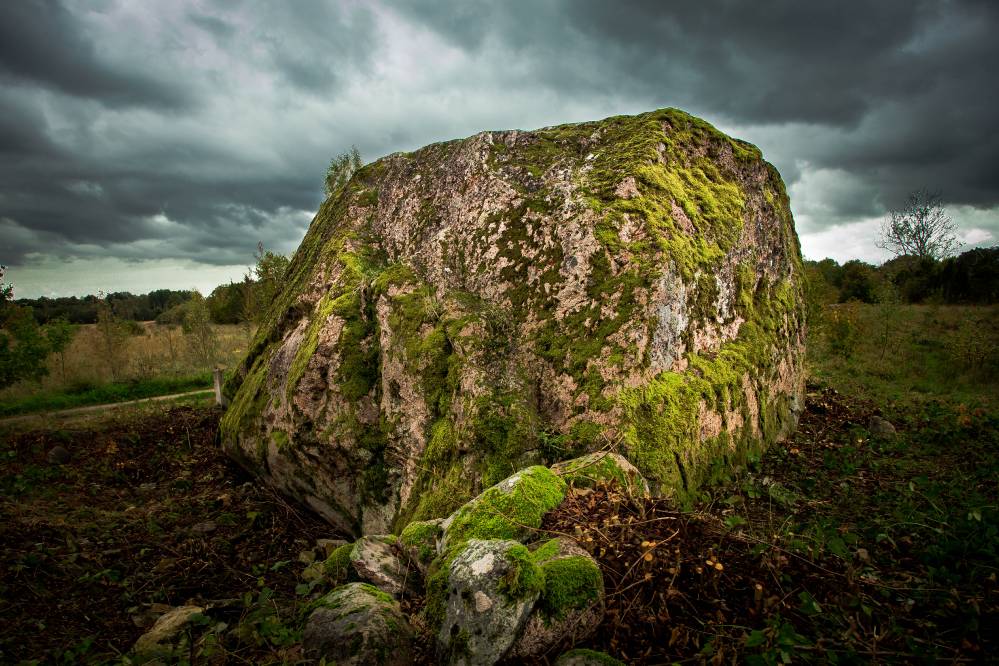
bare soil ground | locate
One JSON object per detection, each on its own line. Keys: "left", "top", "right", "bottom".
{"left": 2, "top": 384, "right": 996, "bottom": 664}
{"left": 535, "top": 385, "right": 998, "bottom": 663}
{"left": 0, "top": 406, "right": 334, "bottom": 664}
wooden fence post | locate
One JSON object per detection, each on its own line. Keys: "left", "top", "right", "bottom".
{"left": 213, "top": 367, "right": 229, "bottom": 407}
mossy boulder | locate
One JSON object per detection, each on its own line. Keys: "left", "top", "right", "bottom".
{"left": 509, "top": 538, "right": 605, "bottom": 659}
{"left": 221, "top": 107, "right": 806, "bottom": 536}
{"left": 435, "top": 539, "right": 543, "bottom": 666}
{"left": 303, "top": 582, "right": 414, "bottom": 665}
{"left": 551, "top": 451, "right": 650, "bottom": 496}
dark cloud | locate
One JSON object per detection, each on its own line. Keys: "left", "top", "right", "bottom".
{"left": 393, "top": 0, "right": 999, "bottom": 209}
{"left": 1, "top": 0, "right": 997, "bottom": 296}
{"left": 0, "top": 0, "right": 192, "bottom": 108}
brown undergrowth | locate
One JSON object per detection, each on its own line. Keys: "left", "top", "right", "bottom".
{"left": 528, "top": 385, "right": 997, "bottom": 664}
{"left": 0, "top": 406, "right": 334, "bottom": 664}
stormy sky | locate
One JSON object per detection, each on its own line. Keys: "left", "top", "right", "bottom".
{"left": 2, "top": 0, "right": 997, "bottom": 298}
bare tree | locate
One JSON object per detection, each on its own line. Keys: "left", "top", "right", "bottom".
{"left": 877, "top": 189, "right": 960, "bottom": 260}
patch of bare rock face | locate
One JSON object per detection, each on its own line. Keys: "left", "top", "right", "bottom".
{"left": 221, "top": 107, "right": 807, "bottom": 537}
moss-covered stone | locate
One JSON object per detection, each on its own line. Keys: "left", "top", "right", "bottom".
{"left": 399, "top": 519, "right": 442, "bottom": 569}
{"left": 441, "top": 466, "right": 567, "bottom": 553}
{"left": 534, "top": 554, "right": 602, "bottom": 620}
{"left": 221, "top": 107, "right": 806, "bottom": 535}
{"left": 304, "top": 582, "right": 413, "bottom": 665}
{"left": 323, "top": 542, "right": 356, "bottom": 585}
{"left": 508, "top": 536, "right": 606, "bottom": 659}
{"left": 551, "top": 452, "right": 650, "bottom": 497}
{"left": 498, "top": 543, "right": 545, "bottom": 601}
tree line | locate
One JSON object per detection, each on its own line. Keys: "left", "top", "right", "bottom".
{"left": 806, "top": 246, "right": 999, "bottom": 306}
{"left": 1, "top": 245, "right": 290, "bottom": 389}
{"left": 10, "top": 244, "right": 290, "bottom": 327}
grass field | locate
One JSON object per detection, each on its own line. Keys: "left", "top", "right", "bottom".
{"left": 0, "top": 323, "right": 252, "bottom": 417}
{"left": 809, "top": 303, "right": 999, "bottom": 409}
{"left": 1, "top": 304, "right": 995, "bottom": 663}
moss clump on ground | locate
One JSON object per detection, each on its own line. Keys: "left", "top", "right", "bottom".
{"left": 443, "top": 466, "right": 567, "bottom": 551}
{"left": 556, "top": 648, "right": 626, "bottom": 666}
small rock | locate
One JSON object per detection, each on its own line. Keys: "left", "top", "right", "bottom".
{"left": 133, "top": 605, "right": 205, "bottom": 661}
{"left": 190, "top": 521, "right": 217, "bottom": 535}
{"left": 555, "top": 648, "right": 625, "bottom": 666}
{"left": 303, "top": 583, "right": 413, "bottom": 665}
{"left": 350, "top": 535, "right": 414, "bottom": 596}
{"left": 301, "top": 561, "right": 325, "bottom": 583}
{"left": 437, "top": 539, "right": 541, "bottom": 665}
{"left": 869, "top": 416, "right": 896, "bottom": 438}
{"left": 47, "top": 446, "right": 71, "bottom": 465}
{"left": 315, "top": 537, "right": 349, "bottom": 557}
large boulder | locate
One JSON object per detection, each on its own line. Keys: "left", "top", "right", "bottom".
{"left": 221, "top": 108, "right": 807, "bottom": 535}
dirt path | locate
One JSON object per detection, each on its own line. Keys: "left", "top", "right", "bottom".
{"left": 0, "top": 389, "right": 215, "bottom": 425}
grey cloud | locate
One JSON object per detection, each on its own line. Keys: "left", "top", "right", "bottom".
{"left": 393, "top": 0, "right": 999, "bottom": 210}
{"left": 0, "top": 0, "right": 193, "bottom": 108}
{"left": 1, "top": 0, "right": 997, "bottom": 297}
{"left": 187, "top": 12, "right": 236, "bottom": 40}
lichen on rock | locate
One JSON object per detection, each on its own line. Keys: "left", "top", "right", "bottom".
{"left": 433, "top": 539, "right": 543, "bottom": 665}
{"left": 221, "top": 107, "right": 806, "bottom": 535}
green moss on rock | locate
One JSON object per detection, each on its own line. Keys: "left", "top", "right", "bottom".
{"left": 442, "top": 466, "right": 567, "bottom": 551}
{"left": 399, "top": 519, "right": 441, "bottom": 567}
{"left": 323, "top": 543, "right": 355, "bottom": 584}
{"left": 498, "top": 543, "right": 545, "bottom": 601}
{"left": 222, "top": 106, "right": 804, "bottom": 535}
{"left": 551, "top": 452, "right": 650, "bottom": 496}
{"left": 535, "top": 554, "right": 602, "bottom": 620}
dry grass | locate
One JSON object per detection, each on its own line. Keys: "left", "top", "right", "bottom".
{"left": 0, "top": 323, "right": 253, "bottom": 402}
